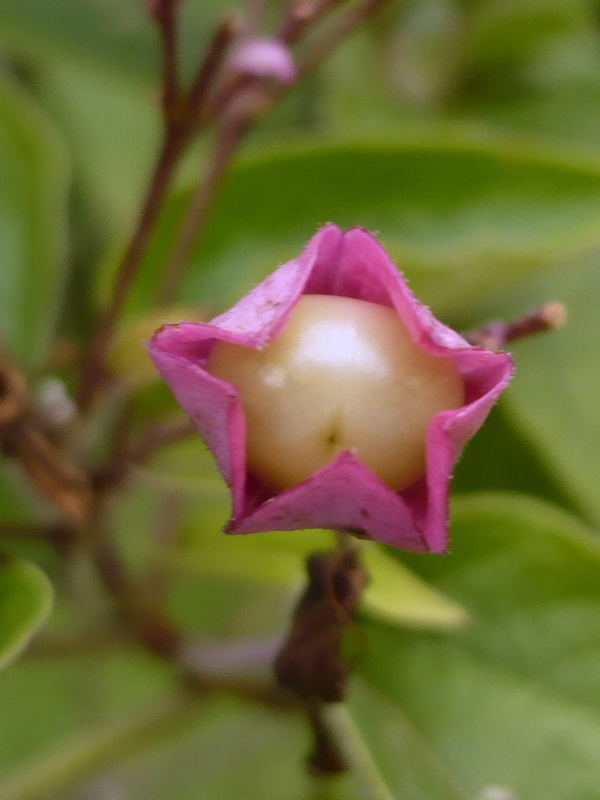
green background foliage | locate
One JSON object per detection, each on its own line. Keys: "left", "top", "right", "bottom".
{"left": 0, "top": 0, "right": 599, "bottom": 798}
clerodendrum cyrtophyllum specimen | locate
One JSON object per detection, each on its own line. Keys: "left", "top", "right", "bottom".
{"left": 149, "top": 224, "right": 513, "bottom": 552}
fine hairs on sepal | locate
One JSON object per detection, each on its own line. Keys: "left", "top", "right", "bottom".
{"left": 149, "top": 224, "right": 513, "bottom": 552}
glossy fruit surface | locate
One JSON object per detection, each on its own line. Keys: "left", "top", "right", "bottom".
{"left": 208, "top": 295, "right": 464, "bottom": 492}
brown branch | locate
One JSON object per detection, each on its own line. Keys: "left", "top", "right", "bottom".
{"left": 0, "top": 347, "right": 92, "bottom": 523}
{"left": 186, "top": 14, "right": 241, "bottom": 124}
{"left": 78, "top": 0, "right": 391, "bottom": 409}
{"left": 25, "top": 627, "right": 129, "bottom": 658}
{"left": 464, "top": 302, "right": 567, "bottom": 349}
{"left": 274, "top": 548, "right": 368, "bottom": 702}
{"left": 131, "top": 416, "right": 195, "bottom": 463}
{"left": 0, "top": 522, "right": 72, "bottom": 549}
{"left": 156, "top": 114, "right": 250, "bottom": 306}
{"left": 294, "top": 0, "right": 390, "bottom": 80}
{"left": 76, "top": 15, "right": 238, "bottom": 412}
{"left": 91, "top": 415, "right": 194, "bottom": 492}
{"left": 150, "top": 0, "right": 182, "bottom": 120}
{"left": 305, "top": 698, "right": 347, "bottom": 775}
{"left": 76, "top": 131, "right": 186, "bottom": 411}
{"left": 156, "top": 0, "right": 391, "bottom": 306}
{"left": 245, "top": 0, "right": 268, "bottom": 37}
{"left": 82, "top": 499, "right": 182, "bottom": 659}
{"left": 278, "top": 0, "right": 348, "bottom": 45}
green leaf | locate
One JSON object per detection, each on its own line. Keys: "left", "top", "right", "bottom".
{"left": 459, "top": 83, "right": 600, "bottom": 152}
{"left": 362, "top": 545, "right": 468, "bottom": 629}
{"left": 0, "top": 693, "right": 358, "bottom": 800}
{"left": 0, "top": 648, "right": 176, "bottom": 776}
{"left": 452, "top": 403, "right": 574, "bottom": 512}
{"left": 127, "top": 134, "right": 600, "bottom": 321}
{"left": 38, "top": 61, "right": 160, "bottom": 228}
{"left": 0, "top": 0, "right": 227, "bottom": 83}
{"left": 0, "top": 76, "right": 68, "bottom": 372}
{"left": 494, "top": 258, "right": 600, "bottom": 527}
{"left": 356, "top": 493, "right": 600, "bottom": 800}
{"left": 170, "top": 520, "right": 468, "bottom": 631}
{"left": 0, "top": 558, "right": 53, "bottom": 671}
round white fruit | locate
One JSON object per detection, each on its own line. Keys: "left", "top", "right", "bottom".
{"left": 207, "top": 295, "right": 464, "bottom": 492}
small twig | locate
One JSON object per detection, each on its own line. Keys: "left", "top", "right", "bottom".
{"left": 77, "top": 14, "right": 238, "bottom": 412}
{"left": 149, "top": 0, "right": 182, "bottom": 120}
{"left": 157, "top": 0, "right": 390, "bottom": 305}
{"left": 306, "top": 698, "right": 347, "bottom": 775}
{"left": 0, "top": 348, "right": 92, "bottom": 523}
{"left": 0, "top": 522, "right": 72, "bottom": 548}
{"left": 145, "top": 491, "right": 183, "bottom": 602}
{"left": 186, "top": 14, "right": 241, "bottom": 124}
{"left": 76, "top": 132, "right": 186, "bottom": 410}
{"left": 245, "top": 0, "right": 268, "bottom": 36}
{"left": 92, "top": 416, "right": 195, "bottom": 492}
{"left": 132, "top": 416, "right": 196, "bottom": 463}
{"left": 464, "top": 302, "right": 567, "bottom": 349}
{"left": 156, "top": 115, "right": 250, "bottom": 306}
{"left": 0, "top": 523, "right": 53, "bottom": 539}
{"left": 294, "top": 0, "right": 390, "bottom": 80}
{"left": 278, "top": 0, "right": 347, "bottom": 45}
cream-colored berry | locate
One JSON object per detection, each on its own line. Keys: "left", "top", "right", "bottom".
{"left": 207, "top": 295, "right": 464, "bottom": 492}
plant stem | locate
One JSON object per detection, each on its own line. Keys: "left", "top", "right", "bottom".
{"left": 306, "top": 699, "right": 347, "bottom": 774}
{"left": 152, "top": 0, "right": 181, "bottom": 120}
{"left": 156, "top": 116, "right": 249, "bottom": 306}
{"left": 186, "top": 14, "right": 241, "bottom": 120}
{"left": 76, "top": 14, "right": 239, "bottom": 412}
{"left": 295, "top": 0, "right": 390, "bottom": 79}
{"left": 321, "top": 704, "right": 397, "bottom": 800}
{"left": 464, "top": 302, "right": 567, "bottom": 349}
{"left": 245, "top": 0, "right": 268, "bottom": 36}
{"left": 278, "top": 0, "right": 347, "bottom": 45}
{"left": 76, "top": 131, "right": 185, "bottom": 411}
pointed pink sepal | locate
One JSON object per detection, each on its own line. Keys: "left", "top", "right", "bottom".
{"left": 149, "top": 224, "right": 513, "bottom": 552}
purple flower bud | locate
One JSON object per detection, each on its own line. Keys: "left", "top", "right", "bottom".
{"left": 149, "top": 225, "right": 513, "bottom": 552}
{"left": 230, "top": 38, "right": 296, "bottom": 84}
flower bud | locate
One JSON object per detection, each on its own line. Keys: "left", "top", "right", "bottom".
{"left": 230, "top": 38, "right": 296, "bottom": 84}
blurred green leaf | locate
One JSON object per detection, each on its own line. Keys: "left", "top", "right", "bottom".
{"left": 123, "top": 135, "right": 600, "bottom": 321}
{"left": 464, "top": 0, "right": 594, "bottom": 74}
{"left": 0, "top": 647, "right": 176, "bottom": 773}
{"left": 171, "top": 521, "right": 468, "bottom": 631}
{"left": 0, "top": 558, "right": 53, "bottom": 671}
{"left": 110, "top": 698, "right": 358, "bottom": 800}
{"left": 452, "top": 403, "right": 573, "bottom": 510}
{"left": 38, "top": 61, "right": 159, "bottom": 228}
{"left": 479, "top": 258, "right": 600, "bottom": 527}
{"left": 0, "top": 695, "right": 196, "bottom": 800}
{"left": 0, "top": 694, "right": 358, "bottom": 800}
{"left": 0, "top": 463, "right": 44, "bottom": 526}
{"left": 458, "top": 83, "right": 600, "bottom": 152}
{"left": 362, "top": 545, "right": 468, "bottom": 629}
{"left": 0, "top": 0, "right": 225, "bottom": 83}
{"left": 384, "top": 0, "right": 463, "bottom": 107}
{"left": 0, "top": 76, "right": 68, "bottom": 372}
{"left": 356, "top": 493, "right": 600, "bottom": 799}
